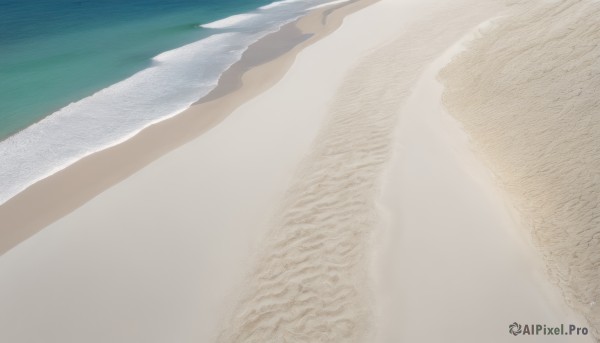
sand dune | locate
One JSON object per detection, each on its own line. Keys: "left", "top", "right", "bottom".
{"left": 377, "top": 26, "right": 592, "bottom": 343}
{"left": 1, "top": 0, "right": 596, "bottom": 342}
{"left": 440, "top": 0, "right": 600, "bottom": 339}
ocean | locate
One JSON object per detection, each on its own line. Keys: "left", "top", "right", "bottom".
{"left": 0, "top": 0, "right": 336, "bottom": 204}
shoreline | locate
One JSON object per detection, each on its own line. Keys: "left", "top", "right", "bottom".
{"left": 0, "top": 0, "right": 378, "bottom": 255}
{"left": 0, "top": 1, "right": 409, "bottom": 340}
{"left": 1, "top": 0, "right": 593, "bottom": 341}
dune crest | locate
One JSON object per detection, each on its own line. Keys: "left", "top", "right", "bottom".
{"left": 440, "top": 0, "right": 600, "bottom": 338}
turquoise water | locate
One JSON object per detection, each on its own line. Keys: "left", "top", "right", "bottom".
{"left": 0, "top": 0, "right": 272, "bottom": 139}
{"left": 0, "top": 0, "right": 333, "bottom": 205}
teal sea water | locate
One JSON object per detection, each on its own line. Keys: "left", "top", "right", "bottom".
{"left": 0, "top": 0, "right": 335, "bottom": 204}
{"left": 0, "top": 0, "right": 272, "bottom": 139}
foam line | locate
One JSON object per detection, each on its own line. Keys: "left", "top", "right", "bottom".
{"left": 307, "top": 0, "right": 351, "bottom": 11}
{"left": 259, "top": 0, "right": 303, "bottom": 10}
{"left": 0, "top": 0, "right": 329, "bottom": 207}
{"left": 200, "top": 13, "right": 259, "bottom": 29}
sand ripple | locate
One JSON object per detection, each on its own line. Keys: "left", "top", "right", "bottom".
{"left": 216, "top": 2, "right": 503, "bottom": 341}
{"left": 216, "top": 50, "right": 397, "bottom": 343}
{"left": 440, "top": 0, "right": 600, "bottom": 339}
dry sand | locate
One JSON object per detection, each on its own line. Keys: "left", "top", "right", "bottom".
{"left": 377, "top": 30, "right": 592, "bottom": 343}
{"left": 0, "top": 0, "right": 376, "bottom": 255}
{"left": 440, "top": 0, "right": 600, "bottom": 339}
{"left": 0, "top": 0, "right": 595, "bottom": 342}
{"left": 0, "top": 1, "right": 401, "bottom": 342}
{"left": 215, "top": 1, "right": 511, "bottom": 341}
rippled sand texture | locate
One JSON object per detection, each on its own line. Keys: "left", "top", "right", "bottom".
{"left": 216, "top": 2, "right": 502, "bottom": 342}
{"left": 439, "top": 0, "right": 600, "bottom": 338}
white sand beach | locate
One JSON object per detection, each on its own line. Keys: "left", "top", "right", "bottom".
{"left": 376, "top": 35, "right": 592, "bottom": 343}
{"left": 440, "top": 1, "right": 600, "bottom": 337}
{"left": 0, "top": 0, "right": 597, "bottom": 342}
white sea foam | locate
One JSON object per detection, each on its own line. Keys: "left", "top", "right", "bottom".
{"left": 0, "top": 33, "right": 243, "bottom": 205}
{"left": 307, "top": 0, "right": 351, "bottom": 11}
{"left": 0, "top": 0, "right": 333, "bottom": 206}
{"left": 200, "top": 13, "right": 260, "bottom": 29}
{"left": 259, "top": 0, "right": 303, "bottom": 10}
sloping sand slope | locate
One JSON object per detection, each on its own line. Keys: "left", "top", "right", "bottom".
{"left": 377, "top": 33, "right": 592, "bottom": 343}
{"left": 440, "top": 0, "right": 600, "bottom": 339}
{"left": 2, "top": 0, "right": 595, "bottom": 342}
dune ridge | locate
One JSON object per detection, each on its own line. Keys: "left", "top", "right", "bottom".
{"left": 439, "top": 0, "right": 600, "bottom": 339}
{"left": 216, "top": 1, "right": 503, "bottom": 341}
